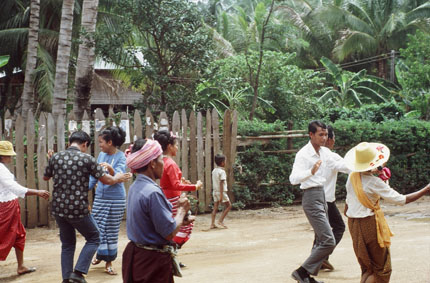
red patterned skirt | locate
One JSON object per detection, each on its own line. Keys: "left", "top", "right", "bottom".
{"left": 0, "top": 198, "right": 26, "bottom": 260}
{"left": 168, "top": 196, "right": 193, "bottom": 247}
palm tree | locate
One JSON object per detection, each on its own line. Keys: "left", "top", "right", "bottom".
{"left": 319, "top": 56, "right": 391, "bottom": 107}
{"left": 52, "top": 0, "right": 75, "bottom": 119}
{"left": 73, "top": 0, "right": 99, "bottom": 121}
{"left": 319, "top": 0, "right": 430, "bottom": 78}
{"left": 21, "top": 0, "right": 40, "bottom": 121}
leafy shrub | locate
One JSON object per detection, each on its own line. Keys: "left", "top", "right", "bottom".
{"left": 232, "top": 119, "right": 430, "bottom": 206}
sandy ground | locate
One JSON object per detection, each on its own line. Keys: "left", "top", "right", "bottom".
{"left": 1, "top": 197, "right": 430, "bottom": 283}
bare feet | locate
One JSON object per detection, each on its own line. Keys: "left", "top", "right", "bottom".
{"left": 217, "top": 222, "right": 228, "bottom": 228}
{"left": 92, "top": 258, "right": 102, "bottom": 265}
{"left": 210, "top": 224, "right": 218, "bottom": 229}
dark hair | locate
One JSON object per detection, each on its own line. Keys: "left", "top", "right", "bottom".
{"left": 69, "top": 130, "right": 92, "bottom": 146}
{"left": 214, "top": 153, "right": 225, "bottom": 166}
{"left": 153, "top": 130, "right": 176, "bottom": 151}
{"left": 308, "top": 120, "right": 326, "bottom": 134}
{"left": 130, "top": 138, "right": 149, "bottom": 172}
{"left": 327, "top": 125, "right": 334, "bottom": 140}
{"left": 100, "top": 126, "right": 126, "bottom": 147}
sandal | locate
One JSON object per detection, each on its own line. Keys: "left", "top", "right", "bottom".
{"left": 105, "top": 266, "right": 117, "bottom": 275}
{"left": 92, "top": 259, "right": 101, "bottom": 265}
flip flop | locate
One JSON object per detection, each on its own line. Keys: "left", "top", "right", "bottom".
{"left": 105, "top": 266, "right": 117, "bottom": 275}
{"left": 92, "top": 259, "right": 102, "bottom": 265}
{"left": 18, "top": 267, "right": 36, "bottom": 275}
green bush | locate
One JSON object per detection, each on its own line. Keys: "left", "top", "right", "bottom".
{"left": 332, "top": 119, "right": 430, "bottom": 196}
{"left": 232, "top": 119, "right": 430, "bottom": 207}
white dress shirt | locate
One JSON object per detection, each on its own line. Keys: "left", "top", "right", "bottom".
{"left": 0, "top": 162, "right": 27, "bottom": 202}
{"left": 289, "top": 141, "right": 348, "bottom": 190}
{"left": 321, "top": 150, "right": 350, "bottom": 202}
{"left": 346, "top": 173, "right": 406, "bottom": 218}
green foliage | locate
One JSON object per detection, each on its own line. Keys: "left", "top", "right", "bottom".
{"left": 201, "top": 51, "right": 324, "bottom": 124}
{"left": 233, "top": 119, "right": 430, "bottom": 206}
{"left": 323, "top": 100, "right": 405, "bottom": 123}
{"left": 96, "top": 0, "right": 215, "bottom": 114}
{"left": 237, "top": 119, "right": 285, "bottom": 136}
{"left": 0, "top": 55, "right": 9, "bottom": 67}
{"left": 396, "top": 30, "right": 430, "bottom": 120}
{"left": 234, "top": 144, "right": 298, "bottom": 208}
{"left": 318, "top": 57, "right": 391, "bottom": 107}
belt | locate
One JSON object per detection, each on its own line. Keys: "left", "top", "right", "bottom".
{"left": 133, "top": 242, "right": 176, "bottom": 254}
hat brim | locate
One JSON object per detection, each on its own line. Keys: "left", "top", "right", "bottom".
{"left": 0, "top": 151, "right": 16, "bottom": 156}
{"left": 344, "top": 143, "right": 390, "bottom": 172}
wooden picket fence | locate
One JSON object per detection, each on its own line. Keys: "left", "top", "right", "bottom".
{"left": 1, "top": 108, "right": 238, "bottom": 228}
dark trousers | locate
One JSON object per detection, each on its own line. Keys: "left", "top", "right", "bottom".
{"left": 312, "top": 201, "right": 346, "bottom": 260}
{"left": 327, "top": 201, "right": 345, "bottom": 245}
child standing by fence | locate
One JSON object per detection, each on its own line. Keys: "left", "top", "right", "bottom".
{"left": 210, "top": 154, "right": 232, "bottom": 229}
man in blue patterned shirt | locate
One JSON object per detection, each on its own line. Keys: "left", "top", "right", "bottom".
{"left": 44, "top": 131, "right": 131, "bottom": 283}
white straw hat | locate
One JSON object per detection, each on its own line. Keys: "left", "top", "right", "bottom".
{"left": 344, "top": 142, "right": 390, "bottom": 172}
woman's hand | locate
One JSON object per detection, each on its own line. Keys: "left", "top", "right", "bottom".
{"left": 100, "top": 162, "right": 114, "bottom": 175}
{"left": 38, "top": 190, "right": 50, "bottom": 200}
{"left": 195, "top": 180, "right": 203, "bottom": 190}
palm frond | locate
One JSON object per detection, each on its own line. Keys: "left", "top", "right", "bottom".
{"left": 347, "top": 88, "right": 361, "bottom": 106}
{"left": 354, "top": 86, "right": 387, "bottom": 103}
{"left": 333, "top": 30, "right": 377, "bottom": 61}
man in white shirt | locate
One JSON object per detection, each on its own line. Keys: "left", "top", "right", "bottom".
{"left": 289, "top": 121, "right": 347, "bottom": 283}
{"left": 317, "top": 125, "right": 350, "bottom": 271}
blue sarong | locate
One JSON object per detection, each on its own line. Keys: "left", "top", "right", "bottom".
{"left": 92, "top": 198, "right": 126, "bottom": 262}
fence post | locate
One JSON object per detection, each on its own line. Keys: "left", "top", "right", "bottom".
{"left": 37, "top": 113, "right": 49, "bottom": 225}
{"left": 212, "top": 109, "right": 220, "bottom": 157}
{"left": 46, "top": 113, "right": 56, "bottom": 228}
{"left": 197, "top": 112, "right": 205, "bottom": 211}
{"left": 133, "top": 110, "right": 143, "bottom": 141}
{"left": 26, "top": 111, "right": 37, "bottom": 228}
{"left": 94, "top": 108, "right": 106, "bottom": 159}
{"left": 145, "top": 109, "right": 154, "bottom": 139}
{"left": 223, "top": 110, "right": 233, "bottom": 202}
{"left": 189, "top": 111, "right": 197, "bottom": 187}
{"left": 4, "top": 110, "right": 13, "bottom": 172}
{"left": 181, "top": 109, "right": 188, "bottom": 179}
{"left": 172, "top": 111, "right": 181, "bottom": 166}
{"left": 15, "top": 114, "right": 26, "bottom": 225}
{"left": 228, "top": 110, "right": 238, "bottom": 203}
{"left": 204, "top": 110, "right": 212, "bottom": 211}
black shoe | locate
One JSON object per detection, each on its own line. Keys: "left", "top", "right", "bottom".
{"left": 68, "top": 272, "right": 87, "bottom": 283}
{"left": 179, "top": 262, "right": 186, "bottom": 268}
{"left": 291, "top": 270, "right": 324, "bottom": 283}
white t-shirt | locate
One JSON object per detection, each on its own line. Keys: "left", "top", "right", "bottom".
{"left": 346, "top": 173, "right": 406, "bottom": 218}
{"left": 0, "top": 162, "right": 28, "bottom": 202}
{"left": 212, "top": 167, "right": 227, "bottom": 193}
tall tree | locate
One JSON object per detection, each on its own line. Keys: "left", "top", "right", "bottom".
{"left": 96, "top": 0, "right": 214, "bottom": 113}
{"left": 249, "top": 0, "right": 275, "bottom": 120}
{"left": 73, "top": 0, "right": 99, "bottom": 121}
{"left": 319, "top": 0, "right": 430, "bottom": 78}
{"left": 52, "top": 0, "right": 75, "bottom": 119}
{"left": 21, "top": 0, "right": 40, "bottom": 121}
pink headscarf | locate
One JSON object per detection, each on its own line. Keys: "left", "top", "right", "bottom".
{"left": 125, "top": 139, "right": 162, "bottom": 173}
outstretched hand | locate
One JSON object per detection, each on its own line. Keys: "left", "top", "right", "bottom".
{"left": 195, "top": 180, "right": 203, "bottom": 190}
{"left": 38, "top": 190, "right": 50, "bottom": 200}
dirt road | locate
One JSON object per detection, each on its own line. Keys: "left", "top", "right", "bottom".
{"left": 1, "top": 197, "right": 429, "bottom": 283}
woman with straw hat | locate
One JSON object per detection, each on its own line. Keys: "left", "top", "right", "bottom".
{"left": 0, "top": 141, "right": 50, "bottom": 276}
{"left": 344, "top": 142, "right": 430, "bottom": 283}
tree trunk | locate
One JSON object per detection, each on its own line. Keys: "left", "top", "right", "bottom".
{"left": 52, "top": 0, "right": 75, "bottom": 119}
{"left": 249, "top": 0, "right": 275, "bottom": 120}
{"left": 21, "top": 0, "right": 40, "bottom": 121}
{"left": 73, "top": 0, "right": 99, "bottom": 121}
